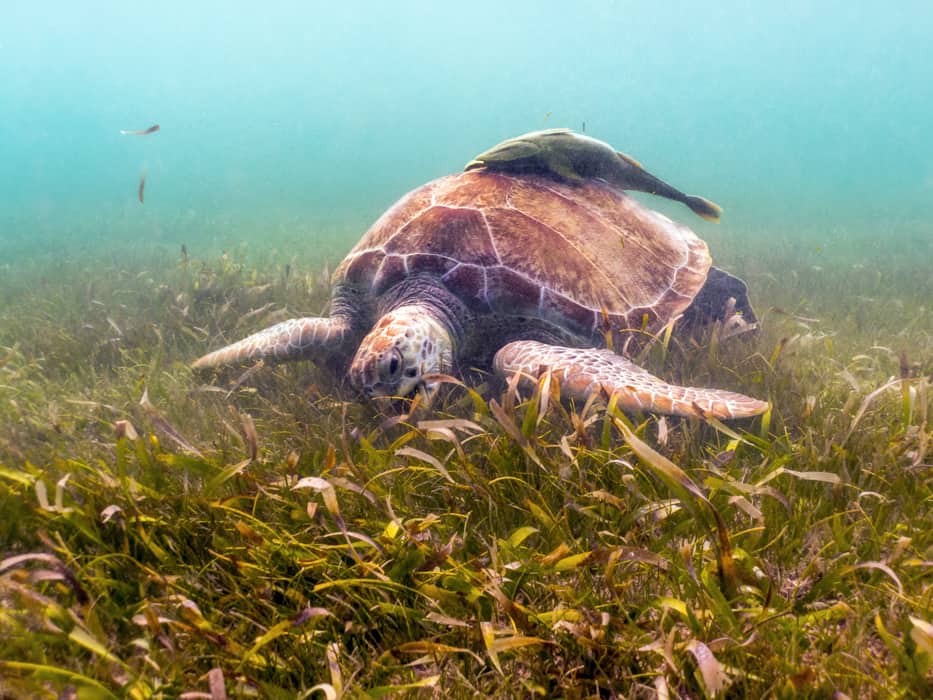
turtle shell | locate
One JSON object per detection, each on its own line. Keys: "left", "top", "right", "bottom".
{"left": 334, "top": 171, "right": 711, "bottom": 340}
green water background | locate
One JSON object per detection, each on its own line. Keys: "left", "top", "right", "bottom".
{"left": 2, "top": 1, "right": 932, "bottom": 275}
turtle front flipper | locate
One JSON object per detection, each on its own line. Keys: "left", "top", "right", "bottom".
{"left": 493, "top": 340, "right": 768, "bottom": 420}
{"left": 192, "top": 317, "right": 353, "bottom": 370}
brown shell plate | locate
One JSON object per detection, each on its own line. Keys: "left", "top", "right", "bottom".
{"left": 334, "top": 171, "right": 711, "bottom": 338}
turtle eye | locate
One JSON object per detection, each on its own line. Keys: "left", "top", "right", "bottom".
{"left": 382, "top": 348, "right": 402, "bottom": 379}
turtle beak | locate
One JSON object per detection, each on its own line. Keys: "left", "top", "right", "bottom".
{"left": 396, "top": 375, "right": 425, "bottom": 400}
{"left": 420, "top": 380, "right": 439, "bottom": 405}
{"left": 364, "top": 375, "right": 422, "bottom": 402}
{"left": 464, "top": 158, "right": 485, "bottom": 171}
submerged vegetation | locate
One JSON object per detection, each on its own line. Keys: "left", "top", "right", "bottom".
{"left": 1, "top": 232, "right": 931, "bottom": 698}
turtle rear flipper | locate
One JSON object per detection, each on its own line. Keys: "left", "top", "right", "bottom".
{"left": 679, "top": 266, "right": 758, "bottom": 334}
{"left": 192, "top": 317, "right": 353, "bottom": 369}
{"left": 493, "top": 340, "right": 768, "bottom": 419}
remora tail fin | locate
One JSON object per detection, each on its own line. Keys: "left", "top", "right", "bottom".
{"left": 683, "top": 195, "right": 723, "bottom": 223}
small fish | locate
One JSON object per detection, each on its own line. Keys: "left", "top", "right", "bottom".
{"left": 235, "top": 302, "right": 276, "bottom": 328}
{"left": 138, "top": 171, "right": 146, "bottom": 204}
{"left": 712, "top": 449, "right": 736, "bottom": 467}
{"left": 226, "top": 359, "right": 266, "bottom": 399}
{"left": 120, "top": 124, "right": 160, "bottom": 136}
{"left": 771, "top": 307, "right": 820, "bottom": 324}
{"left": 465, "top": 128, "right": 722, "bottom": 222}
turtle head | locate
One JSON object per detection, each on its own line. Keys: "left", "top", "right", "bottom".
{"left": 349, "top": 306, "right": 453, "bottom": 400}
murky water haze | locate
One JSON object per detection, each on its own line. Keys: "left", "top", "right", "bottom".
{"left": 2, "top": 1, "right": 932, "bottom": 273}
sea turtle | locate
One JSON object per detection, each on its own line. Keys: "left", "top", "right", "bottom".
{"left": 465, "top": 128, "right": 723, "bottom": 222}
{"left": 192, "top": 170, "right": 767, "bottom": 419}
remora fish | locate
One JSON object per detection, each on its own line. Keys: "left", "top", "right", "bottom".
{"left": 465, "top": 128, "right": 722, "bottom": 222}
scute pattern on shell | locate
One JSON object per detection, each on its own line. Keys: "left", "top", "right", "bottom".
{"left": 333, "top": 171, "right": 711, "bottom": 337}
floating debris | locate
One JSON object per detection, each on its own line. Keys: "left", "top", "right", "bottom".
{"left": 120, "top": 124, "right": 160, "bottom": 136}
{"left": 138, "top": 171, "right": 147, "bottom": 204}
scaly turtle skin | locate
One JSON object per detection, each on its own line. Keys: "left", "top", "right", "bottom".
{"left": 465, "top": 128, "right": 723, "bottom": 222}
{"left": 193, "top": 170, "right": 767, "bottom": 420}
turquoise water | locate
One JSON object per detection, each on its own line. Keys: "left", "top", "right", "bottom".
{"left": 2, "top": 1, "right": 932, "bottom": 265}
